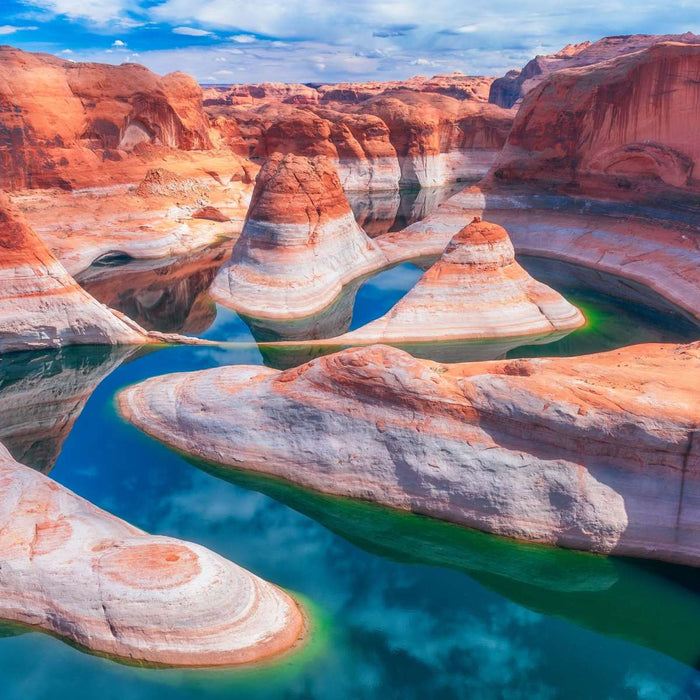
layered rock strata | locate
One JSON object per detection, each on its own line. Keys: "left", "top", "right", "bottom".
{"left": 492, "top": 41, "right": 700, "bottom": 199}
{"left": 0, "top": 191, "right": 150, "bottom": 353}
{"left": 336, "top": 219, "right": 584, "bottom": 348}
{"left": 489, "top": 32, "right": 700, "bottom": 108}
{"left": 0, "top": 442, "right": 304, "bottom": 665}
{"left": 119, "top": 342, "right": 700, "bottom": 566}
{"left": 210, "top": 153, "right": 388, "bottom": 319}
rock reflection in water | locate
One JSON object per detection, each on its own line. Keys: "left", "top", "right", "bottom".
{"left": 78, "top": 244, "right": 233, "bottom": 335}
{"left": 194, "top": 461, "right": 700, "bottom": 670}
{"left": 348, "top": 183, "right": 466, "bottom": 237}
{"left": 0, "top": 346, "right": 136, "bottom": 473}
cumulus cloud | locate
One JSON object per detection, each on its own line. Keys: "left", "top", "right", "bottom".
{"left": 229, "top": 34, "right": 256, "bottom": 43}
{"left": 112, "top": 39, "right": 126, "bottom": 46}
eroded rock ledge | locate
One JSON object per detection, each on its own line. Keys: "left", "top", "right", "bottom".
{"left": 0, "top": 442, "right": 304, "bottom": 666}
{"left": 119, "top": 342, "right": 700, "bottom": 567}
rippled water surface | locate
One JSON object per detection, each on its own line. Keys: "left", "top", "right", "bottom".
{"left": 1, "top": 203, "right": 699, "bottom": 699}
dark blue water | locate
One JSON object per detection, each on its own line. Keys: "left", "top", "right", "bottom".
{"left": 1, "top": 259, "right": 699, "bottom": 699}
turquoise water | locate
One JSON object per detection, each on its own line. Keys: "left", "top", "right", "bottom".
{"left": 0, "top": 255, "right": 699, "bottom": 698}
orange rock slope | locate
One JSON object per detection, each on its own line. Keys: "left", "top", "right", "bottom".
{"left": 210, "top": 153, "right": 387, "bottom": 318}
{"left": 0, "top": 191, "right": 150, "bottom": 352}
{"left": 0, "top": 442, "right": 304, "bottom": 666}
{"left": 119, "top": 342, "right": 700, "bottom": 567}
{"left": 492, "top": 41, "right": 700, "bottom": 200}
{"left": 488, "top": 32, "right": 700, "bottom": 108}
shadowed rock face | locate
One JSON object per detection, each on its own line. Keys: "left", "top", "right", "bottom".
{"left": 488, "top": 32, "right": 700, "bottom": 108}
{"left": 492, "top": 42, "right": 700, "bottom": 200}
{"left": 0, "top": 46, "right": 211, "bottom": 191}
{"left": 0, "top": 191, "right": 148, "bottom": 353}
{"left": 210, "top": 153, "right": 388, "bottom": 319}
{"left": 337, "top": 219, "right": 584, "bottom": 347}
{"left": 119, "top": 342, "right": 700, "bottom": 567}
{"left": 0, "top": 442, "right": 304, "bottom": 666}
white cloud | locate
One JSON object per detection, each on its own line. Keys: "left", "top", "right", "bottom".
{"left": 112, "top": 39, "right": 126, "bottom": 46}
{"left": 21, "top": 0, "right": 140, "bottom": 26}
{"left": 0, "top": 25, "right": 39, "bottom": 35}
{"left": 229, "top": 34, "right": 256, "bottom": 43}
{"left": 60, "top": 48, "right": 73, "bottom": 53}
{"left": 172, "top": 26, "right": 215, "bottom": 36}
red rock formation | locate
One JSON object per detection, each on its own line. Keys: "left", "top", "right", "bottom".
{"left": 0, "top": 442, "right": 305, "bottom": 665}
{"left": 207, "top": 76, "right": 514, "bottom": 189}
{"left": 336, "top": 219, "right": 583, "bottom": 349}
{"left": 492, "top": 42, "right": 700, "bottom": 199}
{"left": 118, "top": 341, "right": 700, "bottom": 567}
{"left": 210, "top": 153, "right": 387, "bottom": 318}
{"left": 0, "top": 191, "right": 149, "bottom": 352}
{"left": 0, "top": 46, "right": 211, "bottom": 191}
{"left": 489, "top": 32, "right": 700, "bottom": 108}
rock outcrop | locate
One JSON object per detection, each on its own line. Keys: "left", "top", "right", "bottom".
{"left": 336, "top": 219, "right": 584, "bottom": 349}
{"left": 0, "top": 46, "right": 211, "bottom": 191}
{"left": 0, "top": 191, "right": 149, "bottom": 353}
{"left": 210, "top": 153, "right": 388, "bottom": 319}
{"left": 119, "top": 342, "right": 700, "bottom": 567}
{"left": 489, "top": 32, "right": 700, "bottom": 108}
{"left": 207, "top": 77, "right": 514, "bottom": 190}
{"left": 492, "top": 41, "right": 700, "bottom": 199}
{"left": 0, "top": 442, "right": 304, "bottom": 665}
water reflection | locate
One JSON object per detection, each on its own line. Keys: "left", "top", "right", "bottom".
{"left": 0, "top": 346, "right": 136, "bottom": 473}
{"left": 348, "top": 183, "right": 466, "bottom": 238}
{"left": 78, "top": 245, "right": 232, "bottom": 335}
{"left": 194, "top": 461, "right": 700, "bottom": 669}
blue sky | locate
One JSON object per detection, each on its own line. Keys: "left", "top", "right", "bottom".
{"left": 1, "top": 1, "right": 698, "bottom": 83}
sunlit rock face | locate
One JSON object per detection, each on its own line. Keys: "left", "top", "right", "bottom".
{"left": 337, "top": 219, "right": 584, "bottom": 347}
{"left": 0, "top": 442, "right": 304, "bottom": 666}
{"left": 492, "top": 41, "right": 700, "bottom": 200}
{"left": 488, "top": 32, "right": 700, "bottom": 108}
{"left": 0, "top": 191, "right": 148, "bottom": 353}
{"left": 206, "top": 76, "right": 514, "bottom": 190}
{"left": 0, "top": 46, "right": 211, "bottom": 191}
{"left": 0, "top": 347, "right": 134, "bottom": 474}
{"left": 119, "top": 341, "right": 700, "bottom": 567}
{"left": 210, "top": 153, "right": 388, "bottom": 319}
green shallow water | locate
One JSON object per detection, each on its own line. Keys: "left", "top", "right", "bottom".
{"left": 0, "top": 252, "right": 699, "bottom": 699}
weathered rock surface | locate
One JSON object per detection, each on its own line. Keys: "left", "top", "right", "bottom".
{"left": 210, "top": 153, "right": 388, "bottom": 318}
{"left": 0, "top": 442, "right": 304, "bottom": 665}
{"left": 489, "top": 32, "right": 700, "bottom": 108}
{"left": 207, "top": 76, "right": 514, "bottom": 189}
{"left": 119, "top": 342, "right": 700, "bottom": 566}
{"left": 0, "top": 46, "right": 211, "bottom": 191}
{"left": 492, "top": 41, "right": 700, "bottom": 199}
{"left": 375, "top": 189, "right": 700, "bottom": 325}
{"left": 0, "top": 191, "right": 149, "bottom": 353}
{"left": 337, "top": 219, "right": 583, "bottom": 348}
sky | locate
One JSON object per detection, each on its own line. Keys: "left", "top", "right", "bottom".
{"left": 0, "top": 0, "right": 698, "bottom": 84}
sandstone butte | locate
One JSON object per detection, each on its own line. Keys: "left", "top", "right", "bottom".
{"left": 118, "top": 341, "right": 700, "bottom": 567}
{"left": 488, "top": 32, "right": 700, "bottom": 108}
{"left": 332, "top": 218, "right": 584, "bottom": 349}
{"left": 0, "top": 190, "right": 154, "bottom": 353}
{"left": 0, "top": 441, "right": 304, "bottom": 666}
{"left": 210, "top": 153, "right": 388, "bottom": 319}
{"left": 205, "top": 75, "right": 514, "bottom": 190}
{"left": 491, "top": 41, "right": 700, "bottom": 201}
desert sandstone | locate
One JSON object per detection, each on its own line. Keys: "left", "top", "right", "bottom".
{"left": 119, "top": 342, "right": 700, "bottom": 567}
{"left": 0, "top": 442, "right": 304, "bottom": 666}
{"left": 210, "top": 153, "right": 388, "bottom": 319}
